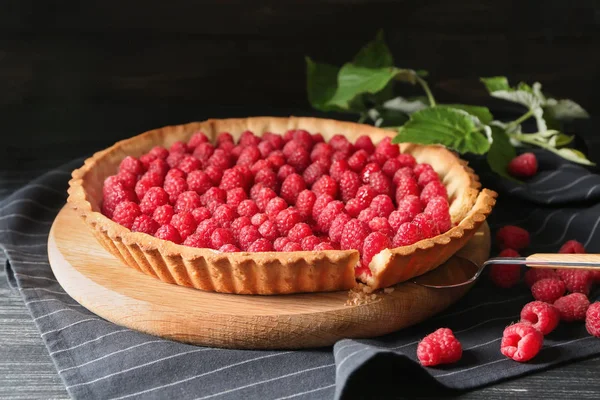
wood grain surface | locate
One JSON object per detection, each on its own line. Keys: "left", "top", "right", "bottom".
{"left": 48, "top": 206, "right": 488, "bottom": 349}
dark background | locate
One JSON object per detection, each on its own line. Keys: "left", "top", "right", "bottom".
{"left": 1, "top": 0, "right": 599, "bottom": 170}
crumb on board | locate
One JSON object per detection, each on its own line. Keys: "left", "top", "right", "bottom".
{"left": 345, "top": 284, "right": 395, "bottom": 306}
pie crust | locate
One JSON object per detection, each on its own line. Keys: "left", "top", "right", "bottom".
{"left": 67, "top": 117, "right": 497, "bottom": 295}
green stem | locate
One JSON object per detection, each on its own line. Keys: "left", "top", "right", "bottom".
{"left": 416, "top": 76, "right": 436, "bottom": 107}
{"left": 357, "top": 113, "right": 368, "bottom": 124}
{"left": 506, "top": 109, "right": 534, "bottom": 130}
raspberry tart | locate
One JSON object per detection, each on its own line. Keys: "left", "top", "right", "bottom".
{"left": 68, "top": 117, "right": 496, "bottom": 295}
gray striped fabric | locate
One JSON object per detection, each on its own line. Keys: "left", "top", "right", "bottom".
{"left": 2, "top": 151, "right": 600, "bottom": 400}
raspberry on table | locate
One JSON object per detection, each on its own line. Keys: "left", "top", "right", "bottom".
{"left": 155, "top": 224, "right": 183, "bottom": 244}
{"left": 301, "top": 235, "right": 321, "bottom": 251}
{"left": 191, "top": 207, "right": 211, "bottom": 224}
{"left": 140, "top": 187, "right": 169, "bottom": 215}
{"left": 316, "top": 200, "right": 345, "bottom": 233}
{"left": 131, "top": 214, "right": 160, "bottom": 235}
{"left": 152, "top": 204, "right": 175, "bottom": 226}
{"left": 340, "top": 219, "right": 370, "bottom": 251}
{"left": 395, "top": 175, "right": 420, "bottom": 204}
{"left": 520, "top": 300, "right": 560, "bottom": 335}
{"left": 265, "top": 197, "right": 288, "bottom": 219}
{"left": 556, "top": 269, "right": 592, "bottom": 295}
{"left": 288, "top": 222, "right": 313, "bottom": 242}
{"left": 210, "top": 228, "right": 236, "bottom": 249}
{"left": 586, "top": 302, "right": 600, "bottom": 337}
{"left": 329, "top": 213, "right": 352, "bottom": 244}
{"left": 238, "top": 224, "right": 262, "bottom": 250}
{"left": 276, "top": 208, "right": 303, "bottom": 235}
{"left": 295, "top": 189, "right": 316, "bottom": 219}
{"left": 280, "top": 173, "right": 307, "bottom": 205}
{"left": 496, "top": 225, "right": 530, "bottom": 250}
{"left": 112, "top": 201, "right": 141, "bottom": 230}
{"left": 417, "top": 328, "right": 462, "bottom": 367}
{"left": 508, "top": 152, "right": 538, "bottom": 178}
{"left": 524, "top": 268, "right": 558, "bottom": 288}
{"left": 170, "top": 212, "right": 198, "bottom": 240}
{"left": 213, "top": 204, "right": 238, "bottom": 229}
{"left": 489, "top": 248, "right": 521, "bottom": 288}
{"left": 559, "top": 240, "right": 586, "bottom": 254}
{"left": 531, "top": 278, "right": 566, "bottom": 303}
{"left": 554, "top": 293, "right": 590, "bottom": 322}
{"left": 500, "top": 322, "right": 543, "bottom": 362}
{"left": 362, "top": 232, "right": 391, "bottom": 267}
{"left": 393, "top": 222, "right": 423, "bottom": 247}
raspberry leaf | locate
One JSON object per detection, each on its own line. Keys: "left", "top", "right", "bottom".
{"left": 545, "top": 99, "right": 590, "bottom": 121}
{"left": 353, "top": 30, "right": 394, "bottom": 68}
{"left": 487, "top": 126, "right": 519, "bottom": 182}
{"left": 439, "top": 104, "right": 493, "bottom": 125}
{"left": 305, "top": 57, "right": 342, "bottom": 112}
{"left": 480, "top": 76, "right": 510, "bottom": 92}
{"left": 393, "top": 107, "right": 491, "bottom": 155}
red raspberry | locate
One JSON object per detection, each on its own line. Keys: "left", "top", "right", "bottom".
{"left": 277, "top": 164, "right": 296, "bottom": 183}
{"left": 166, "top": 151, "right": 186, "bottom": 169}
{"left": 312, "top": 194, "right": 334, "bottom": 221}
{"left": 254, "top": 168, "right": 278, "bottom": 191}
{"left": 315, "top": 242, "right": 335, "bottom": 251}
{"left": 369, "top": 195, "right": 394, "bottom": 218}
{"left": 347, "top": 150, "right": 369, "bottom": 172}
{"left": 500, "top": 322, "right": 543, "bottom": 362}
{"left": 274, "top": 237, "right": 291, "bottom": 251}
{"left": 397, "top": 153, "right": 416, "bottom": 168}
{"left": 175, "top": 191, "right": 202, "bottom": 213}
{"left": 187, "top": 131, "right": 209, "bottom": 148}
{"left": 556, "top": 269, "right": 592, "bottom": 295}
{"left": 155, "top": 224, "right": 182, "bottom": 244}
{"left": 148, "top": 158, "right": 170, "bottom": 177}
{"left": 375, "top": 137, "right": 400, "bottom": 159}
{"left": 497, "top": 225, "right": 531, "bottom": 250}
{"left": 219, "top": 169, "right": 245, "bottom": 191}
{"left": 257, "top": 220, "right": 278, "bottom": 241}
{"left": 339, "top": 171, "right": 361, "bottom": 202}
{"left": 417, "top": 169, "right": 440, "bottom": 187}
{"left": 149, "top": 146, "right": 169, "bottom": 160}
{"left": 413, "top": 163, "right": 434, "bottom": 178}
{"left": 247, "top": 238, "right": 274, "bottom": 252}
{"left": 208, "top": 149, "right": 233, "bottom": 170}
{"left": 196, "top": 218, "right": 220, "bottom": 244}
{"left": 191, "top": 207, "right": 211, "bottom": 224}
{"left": 489, "top": 248, "right": 521, "bottom": 288}
{"left": 310, "top": 142, "right": 333, "bottom": 161}
{"left": 393, "top": 167, "right": 415, "bottom": 185}
{"left": 329, "top": 160, "right": 350, "bottom": 181}
{"left": 397, "top": 195, "right": 423, "bottom": 220}
{"left": 368, "top": 172, "right": 393, "bottom": 197}
{"left": 219, "top": 243, "right": 240, "bottom": 252}
{"left": 417, "top": 328, "right": 462, "bottom": 367}
{"left": 524, "top": 268, "right": 558, "bottom": 288}
{"left": 301, "top": 235, "right": 322, "bottom": 251}
{"left": 237, "top": 199, "right": 259, "bottom": 218}
{"left": 119, "top": 156, "right": 145, "bottom": 176}
{"left": 367, "top": 152, "right": 388, "bottom": 167}
{"left": 382, "top": 158, "right": 402, "bottom": 178}
{"left": 360, "top": 163, "right": 381, "bottom": 184}
{"left": 265, "top": 197, "right": 288, "bottom": 219}
{"left": 226, "top": 188, "right": 247, "bottom": 208}
{"left": 291, "top": 130, "right": 314, "bottom": 149}
{"left": 508, "top": 152, "right": 538, "bottom": 178}
{"left": 395, "top": 175, "right": 420, "bottom": 204}
{"left": 329, "top": 134, "right": 353, "bottom": 153}
{"left": 393, "top": 222, "right": 423, "bottom": 247}
{"left": 201, "top": 187, "right": 226, "bottom": 208}
{"left": 204, "top": 165, "right": 223, "bottom": 185}
{"left": 388, "top": 210, "right": 412, "bottom": 231}
{"left": 520, "top": 301, "right": 560, "bottom": 335}
{"left": 231, "top": 216, "right": 252, "bottom": 234}
{"left": 559, "top": 240, "right": 586, "bottom": 254}
{"left": 280, "top": 174, "right": 306, "bottom": 205}
{"left": 282, "top": 140, "right": 302, "bottom": 158}
{"left": 131, "top": 214, "right": 160, "bottom": 235}
{"left": 282, "top": 241, "right": 303, "bottom": 252}
{"left": 354, "top": 135, "right": 375, "bottom": 154}
{"left": 264, "top": 133, "right": 284, "bottom": 149}
{"left": 239, "top": 130, "right": 260, "bottom": 147}
{"left": 184, "top": 233, "right": 210, "bottom": 251}
{"left": 295, "top": 190, "right": 317, "bottom": 219}
{"left": 586, "top": 302, "right": 600, "bottom": 337}
{"left": 192, "top": 142, "right": 215, "bottom": 164}
{"left": 358, "top": 207, "right": 379, "bottom": 224}
{"left": 276, "top": 208, "right": 303, "bottom": 235}
{"left": 420, "top": 181, "right": 448, "bottom": 205}
{"left": 340, "top": 219, "right": 370, "bottom": 251}
{"left": 554, "top": 293, "right": 590, "bottom": 322}
{"left": 531, "top": 278, "right": 566, "bottom": 303}
{"left": 344, "top": 199, "right": 363, "bottom": 218}
{"left": 210, "top": 228, "right": 235, "bottom": 249}
{"left": 139, "top": 154, "right": 156, "bottom": 170}
{"left": 102, "top": 181, "right": 137, "bottom": 218}
{"left": 286, "top": 147, "right": 311, "bottom": 172}
{"left": 251, "top": 213, "right": 269, "bottom": 227}
{"left": 216, "top": 132, "right": 234, "bottom": 145}
{"left": 164, "top": 177, "right": 188, "bottom": 203}
{"left": 266, "top": 151, "right": 286, "bottom": 170}
{"left": 250, "top": 159, "right": 273, "bottom": 175}
{"left": 288, "top": 223, "right": 313, "bottom": 242}
{"left": 177, "top": 155, "right": 201, "bottom": 174}
{"left": 112, "top": 201, "right": 141, "bottom": 229}
{"left": 412, "top": 213, "right": 440, "bottom": 239}
{"left": 312, "top": 133, "right": 324, "bottom": 143}
{"left": 423, "top": 196, "right": 452, "bottom": 232}
{"left": 312, "top": 175, "right": 338, "bottom": 198}
{"left": 302, "top": 163, "right": 326, "bottom": 186}
{"left": 170, "top": 212, "right": 198, "bottom": 240}
{"left": 362, "top": 232, "right": 391, "bottom": 267}
{"left": 152, "top": 204, "right": 175, "bottom": 226}
{"left": 238, "top": 224, "right": 261, "bottom": 250}
{"left": 185, "top": 170, "right": 211, "bottom": 195}
{"left": 170, "top": 141, "right": 189, "bottom": 154}
{"left": 213, "top": 204, "right": 237, "bottom": 228}
{"left": 329, "top": 213, "right": 352, "bottom": 244}
{"left": 317, "top": 200, "right": 345, "bottom": 233}
{"left": 235, "top": 146, "right": 260, "bottom": 167}
{"left": 368, "top": 217, "right": 393, "bottom": 238}
{"left": 116, "top": 171, "right": 138, "bottom": 189}
{"left": 257, "top": 140, "right": 275, "bottom": 158}
{"left": 140, "top": 187, "right": 169, "bottom": 215}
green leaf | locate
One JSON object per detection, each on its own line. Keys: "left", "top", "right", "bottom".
{"left": 392, "top": 107, "right": 491, "bottom": 155}
{"left": 545, "top": 99, "right": 590, "bottom": 120}
{"left": 486, "top": 126, "right": 519, "bottom": 182}
{"left": 490, "top": 90, "right": 542, "bottom": 109}
{"left": 439, "top": 104, "right": 494, "bottom": 124}
{"left": 555, "top": 148, "right": 595, "bottom": 166}
{"left": 382, "top": 96, "right": 428, "bottom": 114}
{"left": 480, "top": 76, "right": 510, "bottom": 92}
{"left": 353, "top": 30, "right": 394, "bottom": 69}
{"left": 326, "top": 64, "right": 399, "bottom": 109}
{"left": 367, "top": 107, "right": 410, "bottom": 127}
{"left": 394, "top": 68, "right": 419, "bottom": 84}
{"left": 305, "top": 57, "right": 342, "bottom": 112}
{"left": 554, "top": 133, "right": 574, "bottom": 147}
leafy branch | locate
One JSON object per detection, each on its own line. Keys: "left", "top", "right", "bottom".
{"left": 306, "top": 31, "right": 593, "bottom": 180}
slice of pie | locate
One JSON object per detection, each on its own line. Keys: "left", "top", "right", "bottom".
{"left": 67, "top": 117, "right": 496, "bottom": 295}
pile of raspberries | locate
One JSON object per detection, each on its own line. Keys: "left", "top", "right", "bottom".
{"left": 102, "top": 129, "right": 453, "bottom": 274}
{"left": 417, "top": 227, "right": 600, "bottom": 366}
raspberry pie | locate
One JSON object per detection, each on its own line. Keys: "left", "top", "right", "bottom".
{"left": 68, "top": 117, "right": 496, "bottom": 294}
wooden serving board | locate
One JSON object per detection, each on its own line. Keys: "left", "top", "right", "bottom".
{"left": 48, "top": 206, "right": 490, "bottom": 349}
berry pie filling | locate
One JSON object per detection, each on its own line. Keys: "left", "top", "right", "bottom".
{"left": 102, "top": 129, "right": 453, "bottom": 278}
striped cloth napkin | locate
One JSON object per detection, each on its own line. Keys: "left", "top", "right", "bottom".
{"left": 3, "top": 150, "right": 600, "bottom": 400}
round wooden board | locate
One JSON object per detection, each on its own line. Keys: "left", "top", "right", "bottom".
{"left": 48, "top": 206, "right": 490, "bottom": 349}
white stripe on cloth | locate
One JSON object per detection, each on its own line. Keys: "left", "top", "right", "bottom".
{"left": 585, "top": 214, "right": 600, "bottom": 247}
{"left": 0, "top": 198, "right": 63, "bottom": 212}
{"left": 527, "top": 174, "right": 596, "bottom": 195}
{"left": 41, "top": 318, "right": 104, "bottom": 337}
{"left": 530, "top": 209, "right": 563, "bottom": 236}
{"left": 274, "top": 383, "right": 336, "bottom": 400}
{"left": 0, "top": 229, "right": 49, "bottom": 237}
{"left": 21, "top": 287, "right": 67, "bottom": 296}
{"left": 50, "top": 329, "right": 131, "bottom": 355}
{"left": 26, "top": 298, "right": 83, "bottom": 307}
{"left": 15, "top": 273, "right": 58, "bottom": 283}
{"left": 34, "top": 308, "right": 85, "bottom": 321}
